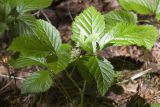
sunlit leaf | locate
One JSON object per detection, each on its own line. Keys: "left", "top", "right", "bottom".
{"left": 104, "top": 10, "right": 137, "bottom": 31}
{"left": 72, "top": 6, "right": 105, "bottom": 51}
{"left": 98, "top": 23, "right": 158, "bottom": 50}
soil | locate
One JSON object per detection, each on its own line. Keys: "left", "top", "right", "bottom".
{"left": 0, "top": 0, "right": 160, "bottom": 107}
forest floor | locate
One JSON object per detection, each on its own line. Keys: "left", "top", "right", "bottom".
{"left": 0, "top": 0, "right": 160, "bottom": 107}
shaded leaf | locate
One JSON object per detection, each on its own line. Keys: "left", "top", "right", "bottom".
{"left": 8, "top": 36, "right": 51, "bottom": 57}
{"left": 7, "top": 0, "right": 19, "bottom": 8}
{"left": 0, "top": 2, "right": 11, "bottom": 18}
{"left": 84, "top": 56, "right": 115, "bottom": 96}
{"left": 12, "top": 55, "right": 46, "bottom": 68}
{"left": 151, "top": 103, "right": 160, "bottom": 107}
{"left": 77, "top": 56, "right": 93, "bottom": 82}
{"left": 21, "top": 71, "right": 53, "bottom": 94}
{"left": 15, "top": 14, "right": 37, "bottom": 35}
{"left": 47, "top": 44, "right": 71, "bottom": 74}
{"left": 0, "top": 22, "right": 8, "bottom": 38}
{"left": 17, "top": 0, "right": 52, "bottom": 14}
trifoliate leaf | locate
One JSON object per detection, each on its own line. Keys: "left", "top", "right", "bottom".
{"left": 21, "top": 71, "right": 53, "bottom": 94}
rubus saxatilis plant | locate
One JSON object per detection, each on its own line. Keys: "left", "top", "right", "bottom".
{"left": 9, "top": 6, "right": 158, "bottom": 105}
{"left": 0, "top": 0, "right": 52, "bottom": 40}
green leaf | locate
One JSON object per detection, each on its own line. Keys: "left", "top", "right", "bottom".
{"left": 151, "top": 103, "right": 160, "bottom": 107}
{"left": 83, "top": 56, "right": 115, "bottom": 96}
{"left": 77, "top": 57, "right": 93, "bottom": 82}
{"left": 0, "top": 22, "right": 8, "bottom": 38}
{"left": 98, "top": 23, "right": 158, "bottom": 50}
{"left": 7, "top": 0, "right": 19, "bottom": 8}
{"left": 15, "top": 14, "right": 37, "bottom": 35}
{"left": 12, "top": 55, "right": 46, "bottom": 68}
{"left": 21, "top": 71, "right": 53, "bottom": 94}
{"left": 156, "top": 0, "right": 160, "bottom": 20}
{"left": 8, "top": 36, "right": 51, "bottom": 57}
{"left": 156, "top": 13, "right": 160, "bottom": 20}
{"left": 118, "top": 0, "right": 157, "bottom": 14}
{"left": 47, "top": 44, "right": 71, "bottom": 74}
{"left": 72, "top": 6, "right": 105, "bottom": 51}
{"left": 36, "top": 20, "right": 62, "bottom": 52}
{"left": 17, "top": 0, "right": 52, "bottom": 14}
{"left": 104, "top": 10, "right": 137, "bottom": 31}
{"left": 0, "top": 2, "right": 11, "bottom": 18}
{"left": 9, "top": 20, "right": 62, "bottom": 57}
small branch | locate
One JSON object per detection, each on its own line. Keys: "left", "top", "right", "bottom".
{"left": 65, "top": 70, "right": 82, "bottom": 92}
{"left": 0, "top": 74, "right": 25, "bottom": 80}
{"left": 130, "top": 68, "right": 152, "bottom": 81}
{"left": 119, "top": 68, "right": 152, "bottom": 84}
{"left": 32, "top": 10, "right": 40, "bottom": 16}
{"left": 40, "top": 10, "right": 52, "bottom": 23}
{"left": 67, "top": 0, "right": 73, "bottom": 21}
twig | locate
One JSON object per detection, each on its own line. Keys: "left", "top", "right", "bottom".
{"left": 40, "top": 10, "right": 52, "bottom": 23}
{"left": 0, "top": 80, "right": 13, "bottom": 91}
{"left": 32, "top": 10, "right": 40, "bottom": 16}
{"left": 67, "top": 0, "right": 73, "bottom": 21}
{"left": 0, "top": 74, "right": 25, "bottom": 80}
{"left": 119, "top": 68, "right": 152, "bottom": 84}
{"left": 130, "top": 68, "right": 152, "bottom": 80}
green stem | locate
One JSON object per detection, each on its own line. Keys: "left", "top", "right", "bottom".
{"left": 65, "top": 70, "right": 87, "bottom": 107}
{"left": 57, "top": 78, "right": 72, "bottom": 102}
{"left": 80, "top": 80, "right": 87, "bottom": 107}
{"left": 66, "top": 70, "right": 81, "bottom": 92}
{"left": 51, "top": 70, "right": 72, "bottom": 104}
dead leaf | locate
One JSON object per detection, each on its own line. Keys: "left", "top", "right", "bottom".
{"left": 0, "top": 65, "right": 8, "bottom": 75}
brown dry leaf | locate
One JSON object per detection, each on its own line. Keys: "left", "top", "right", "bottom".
{"left": 103, "top": 0, "right": 120, "bottom": 11}
{"left": 121, "top": 82, "right": 138, "bottom": 93}
{"left": 0, "top": 65, "right": 8, "bottom": 75}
